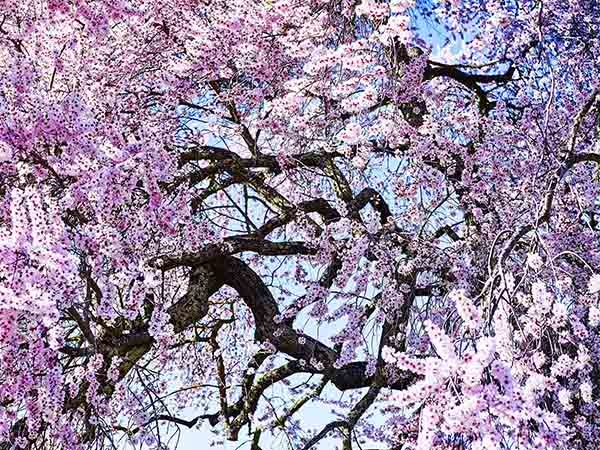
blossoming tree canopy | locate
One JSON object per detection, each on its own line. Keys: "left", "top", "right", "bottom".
{"left": 1, "top": 0, "right": 600, "bottom": 449}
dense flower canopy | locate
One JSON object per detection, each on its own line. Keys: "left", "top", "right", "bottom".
{"left": 1, "top": 0, "right": 600, "bottom": 449}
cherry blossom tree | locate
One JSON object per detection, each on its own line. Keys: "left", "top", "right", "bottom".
{"left": 1, "top": 0, "right": 600, "bottom": 449}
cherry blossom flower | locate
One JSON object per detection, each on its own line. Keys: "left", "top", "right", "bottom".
{"left": 588, "top": 274, "right": 600, "bottom": 294}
